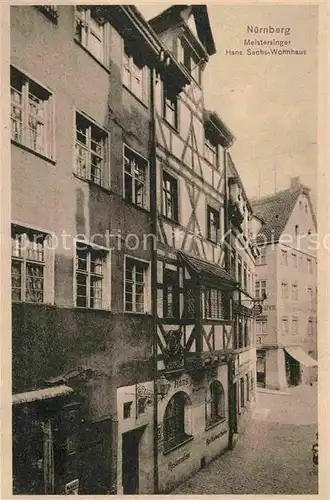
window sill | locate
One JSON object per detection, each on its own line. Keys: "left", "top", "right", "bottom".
{"left": 11, "top": 140, "right": 56, "bottom": 165}
{"left": 73, "top": 172, "right": 111, "bottom": 194}
{"left": 122, "top": 84, "right": 149, "bottom": 110}
{"left": 74, "top": 38, "right": 111, "bottom": 74}
{"left": 161, "top": 215, "right": 180, "bottom": 227}
{"left": 205, "top": 418, "right": 226, "bottom": 432}
{"left": 162, "top": 118, "right": 179, "bottom": 135}
{"left": 124, "top": 310, "right": 152, "bottom": 317}
{"left": 163, "top": 435, "right": 193, "bottom": 455}
{"left": 122, "top": 198, "right": 151, "bottom": 215}
{"left": 75, "top": 306, "right": 111, "bottom": 313}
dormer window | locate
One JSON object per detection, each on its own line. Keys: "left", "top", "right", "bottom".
{"left": 178, "top": 37, "right": 201, "bottom": 84}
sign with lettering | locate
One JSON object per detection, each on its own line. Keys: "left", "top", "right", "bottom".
{"left": 263, "top": 304, "right": 276, "bottom": 312}
{"left": 65, "top": 479, "right": 79, "bottom": 495}
{"left": 168, "top": 453, "right": 190, "bottom": 471}
{"left": 206, "top": 428, "right": 228, "bottom": 445}
{"left": 174, "top": 378, "right": 189, "bottom": 389}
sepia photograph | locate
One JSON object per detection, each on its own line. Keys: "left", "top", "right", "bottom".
{"left": 3, "top": 1, "right": 324, "bottom": 496}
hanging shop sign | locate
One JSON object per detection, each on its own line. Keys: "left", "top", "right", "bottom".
{"left": 65, "top": 479, "right": 79, "bottom": 495}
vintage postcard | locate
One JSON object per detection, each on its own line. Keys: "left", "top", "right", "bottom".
{"left": 1, "top": 0, "right": 328, "bottom": 498}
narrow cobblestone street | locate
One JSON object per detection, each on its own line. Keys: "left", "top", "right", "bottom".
{"left": 173, "top": 385, "right": 318, "bottom": 495}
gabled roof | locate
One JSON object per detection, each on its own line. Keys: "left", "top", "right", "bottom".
{"left": 149, "top": 5, "right": 216, "bottom": 56}
{"left": 251, "top": 187, "right": 303, "bottom": 244}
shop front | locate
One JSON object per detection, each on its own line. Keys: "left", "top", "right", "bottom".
{"left": 12, "top": 385, "right": 80, "bottom": 495}
{"left": 157, "top": 365, "right": 229, "bottom": 493}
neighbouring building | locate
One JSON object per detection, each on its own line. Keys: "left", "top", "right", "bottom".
{"left": 251, "top": 177, "right": 317, "bottom": 390}
{"left": 11, "top": 4, "right": 261, "bottom": 496}
{"left": 11, "top": 4, "right": 184, "bottom": 494}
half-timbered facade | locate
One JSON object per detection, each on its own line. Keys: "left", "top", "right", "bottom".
{"left": 149, "top": 6, "right": 257, "bottom": 491}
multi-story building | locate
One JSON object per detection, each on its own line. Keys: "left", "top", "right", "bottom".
{"left": 10, "top": 4, "right": 261, "bottom": 495}
{"left": 226, "top": 154, "right": 260, "bottom": 438}
{"left": 251, "top": 177, "right": 317, "bottom": 390}
{"left": 10, "top": 4, "right": 184, "bottom": 495}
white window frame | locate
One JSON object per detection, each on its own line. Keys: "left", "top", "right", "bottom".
{"left": 124, "top": 256, "right": 150, "bottom": 314}
{"left": 281, "top": 317, "right": 289, "bottom": 335}
{"left": 123, "top": 145, "right": 149, "bottom": 209}
{"left": 75, "top": 6, "right": 109, "bottom": 65}
{"left": 281, "top": 281, "right": 288, "bottom": 299}
{"left": 256, "top": 318, "right": 267, "bottom": 334}
{"left": 74, "top": 111, "right": 110, "bottom": 188}
{"left": 162, "top": 170, "right": 179, "bottom": 222}
{"left": 281, "top": 249, "right": 288, "bottom": 266}
{"left": 11, "top": 222, "right": 54, "bottom": 304}
{"left": 255, "top": 280, "right": 266, "bottom": 300}
{"left": 122, "top": 42, "right": 148, "bottom": 105}
{"left": 292, "top": 282, "right": 298, "bottom": 300}
{"left": 11, "top": 66, "right": 55, "bottom": 160}
{"left": 257, "top": 246, "right": 266, "bottom": 265}
{"left": 292, "top": 317, "right": 298, "bottom": 335}
{"left": 307, "top": 287, "right": 313, "bottom": 308}
{"left": 73, "top": 238, "right": 111, "bottom": 310}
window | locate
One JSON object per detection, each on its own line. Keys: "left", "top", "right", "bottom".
{"left": 204, "top": 138, "right": 218, "bottom": 167}
{"left": 243, "top": 264, "right": 248, "bottom": 291}
{"left": 178, "top": 37, "right": 201, "bottom": 84}
{"left": 307, "top": 287, "right": 313, "bottom": 308}
{"left": 308, "top": 318, "right": 313, "bottom": 336}
{"left": 75, "top": 7, "right": 108, "bottom": 64}
{"left": 124, "top": 145, "right": 148, "bottom": 209}
{"left": 281, "top": 250, "right": 288, "bottom": 266}
{"left": 281, "top": 281, "right": 289, "bottom": 299}
{"left": 37, "top": 5, "right": 58, "bottom": 23}
{"left": 204, "top": 288, "right": 230, "bottom": 320}
{"left": 123, "top": 402, "right": 132, "bottom": 419}
{"left": 281, "top": 317, "right": 289, "bottom": 335}
{"left": 75, "top": 242, "right": 108, "bottom": 309}
{"left": 230, "top": 250, "right": 236, "bottom": 277}
{"left": 237, "top": 258, "right": 242, "bottom": 287}
{"left": 256, "top": 246, "right": 266, "bottom": 265}
{"left": 11, "top": 225, "right": 51, "bottom": 303}
{"left": 307, "top": 258, "right": 313, "bottom": 274}
{"left": 295, "top": 224, "right": 299, "bottom": 236}
{"left": 256, "top": 318, "right": 267, "bottom": 334}
{"left": 206, "top": 381, "right": 225, "bottom": 428}
{"left": 75, "top": 112, "right": 109, "bottom": 187}
{"left": 11, "top": 67, "right": 54, "bottom": 159}
{"left": 292, "top": 253, "right": 297, "bottom": 268}
{"left": 163, "top": 268, "right": 179, "bottom": 318}
{"left": 292, "top": 317, "right": 298, "bottom": 335}
{"left": 207, "top": 206, "right": 220, "bottom": 243}
{"left": 240, "top": 378, "right": 245, "bottom": 409}
{"left": 255, "top": 280, "right": 266, "bottom": 300}
{"left": 125, "top": 257, "right": 149, "bottom": 313}
{"left": 163, "top": 392, "right": 190, "bottom": 449}
{"left": 123, "top": 42, "right": 148, "bottom": 104}
{"left": 162, "top": 172, "right": 178, "bottom": 221}
{"left": 246, "top": 374, "right": 250, "bottom": 401}
{"left": 163, "top": 85, "right": 178, "bottom": 130}
{"left": 292, "top": 283, "right": 298, "bottom": 300}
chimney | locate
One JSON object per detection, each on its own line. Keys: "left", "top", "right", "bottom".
{"left": 290, "top": 177, "right": 301, "bottom": 190}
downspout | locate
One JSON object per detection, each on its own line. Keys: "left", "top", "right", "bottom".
{"left": 223, "top": 147, "right": 234, "bottom": 450}
{"left": 150, "top": 65, "right": 159, "bottom": 494}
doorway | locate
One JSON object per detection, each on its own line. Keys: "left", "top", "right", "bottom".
{"left": 285, "top": 352, "right": 301, "bottom": 386}
{"left": 122, "top": 428, "right": 144, "bottom": 494}
{"left": 256, "top": 350, "right": 266, "bottom": 388}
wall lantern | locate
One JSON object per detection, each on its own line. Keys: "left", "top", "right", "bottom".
{"left": 156, "top": 375, "right": 171, "bottom": 399}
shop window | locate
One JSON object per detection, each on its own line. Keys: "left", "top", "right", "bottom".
{"left": 205, "top": 381, "right": 225, "bottom": 428}
{"left": 163, "top": 392, "right": 191, "bottom": 451}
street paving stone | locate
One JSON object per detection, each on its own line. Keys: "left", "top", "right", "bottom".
{"left": 172, "top": 385, "right": 318, "bottom": 495}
